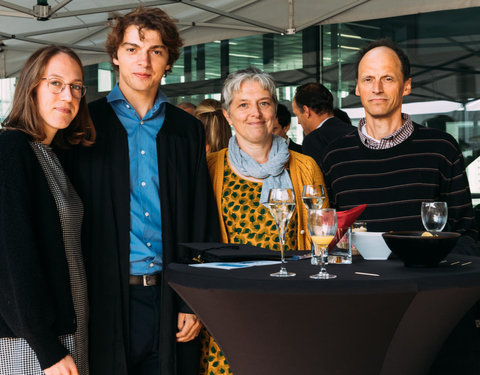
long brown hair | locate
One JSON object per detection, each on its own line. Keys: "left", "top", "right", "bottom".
{"left": 2, "top": 45, "right": 95, "bottom": 148}
{"left": 195, "top": 99, "right": 232, "bottom": 153}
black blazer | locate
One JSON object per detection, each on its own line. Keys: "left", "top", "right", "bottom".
{"left": 302, "top": 117, "right": 356, "bottom": 170}
{"left": 288, "top": 138, "right": 303, "bottom": 153}
{"left": 0, "top": 130, "right": 74, "bottom": 369}
{"left": 66, "top": 98, "right": 219, "bottom": 375}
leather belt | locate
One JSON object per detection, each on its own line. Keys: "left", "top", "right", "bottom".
{"left": 129, "top": 273, "right": 161, "bottom": 287}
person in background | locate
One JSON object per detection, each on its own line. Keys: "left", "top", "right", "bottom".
{"left": 272, "top": 103, "right": 302, "bottom": 153}
{"left": 65, "top": 7, "right": 218, "bottom": 375}
{"left": 200, "top": 66, "right": 328, "bottom": 375}
{"left": 0, "top": 45, "right": 95, "bottom": 375}
{"left": 177, "top": 101, "right": 196, "bottom": 115}
{"left": 293, "top": 83, "right": 355, "bottom": 171}
{"left": 195, "top": 98, "right": 232, "bottom": 153}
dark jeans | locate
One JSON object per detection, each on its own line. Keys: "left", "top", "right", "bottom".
{"left": 128, "top": 283, "right": 162, "bottom": 375}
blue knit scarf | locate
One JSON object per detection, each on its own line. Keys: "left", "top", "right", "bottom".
{"left": 227, "top": 134, "right": 294, "bottom": 204}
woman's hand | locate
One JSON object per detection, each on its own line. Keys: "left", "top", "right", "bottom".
{"left": 44, "top": 355, "right": 78, "bottom": 375}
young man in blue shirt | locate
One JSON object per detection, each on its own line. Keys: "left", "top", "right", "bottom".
{"left": 68, "top": 7, "right": 218, "bottom": 375}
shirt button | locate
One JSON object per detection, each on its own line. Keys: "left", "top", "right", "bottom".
{"left": 301, "top": 230, "right": 305, "bottom": 234}
{"left": 145, "top": 212, "right": 150, "bottom": 217}
{"left": 147, "top": 242, "right": 152, "bottom": 247}
{"left": 140, "top": 121, "right": 144, "bottom": 125}
{"left": 126, "top": 104, "right": 130, "bottom": 109}
{"left": 141, "top": 150, "right": 146, "bottom": 155}
{"left": 149, "top": 262, "right": 155, "bottom": 268}
{"left": 141, "top": 181, "right": 146, "bottom": 187}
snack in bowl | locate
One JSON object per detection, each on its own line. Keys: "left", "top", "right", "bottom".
{"left": 382, "top": 231, "right": 460, "bottom": 267}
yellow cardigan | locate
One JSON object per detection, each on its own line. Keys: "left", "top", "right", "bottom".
{"left": 207, "top": 148, "right": 329, "bottom": 250}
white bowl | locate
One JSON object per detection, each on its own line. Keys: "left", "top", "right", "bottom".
{"left": 351, "top": 232, "right": 391, "bottom": 260}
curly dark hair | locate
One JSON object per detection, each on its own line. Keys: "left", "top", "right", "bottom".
{"left": 105, "top": 7, "right": 183, "bottom": 75}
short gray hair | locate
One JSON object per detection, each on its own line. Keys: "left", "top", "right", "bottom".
{"left": 221, "top": 66, "right": 278, "bottom": 114}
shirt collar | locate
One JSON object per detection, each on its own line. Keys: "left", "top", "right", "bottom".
{"left": 106, "top": 83, "right": 169, "bottom": 116}
{"left": 358, "top": 113, "right": 414, "bottom": 150}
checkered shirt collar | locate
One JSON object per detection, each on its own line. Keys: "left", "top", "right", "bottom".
{"left": 358, "top": 113, "right": 414, "bottom": 150}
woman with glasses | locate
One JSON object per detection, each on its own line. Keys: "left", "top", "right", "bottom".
{"left": 0, "top": 45, "right": 95, "bottom": 375}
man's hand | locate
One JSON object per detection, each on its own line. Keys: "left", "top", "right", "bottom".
{"left": 44, "top": 355, "right": 78, "bottom": 375}
{"left": 176, "top": 313, "right": 203, "bottom": 342}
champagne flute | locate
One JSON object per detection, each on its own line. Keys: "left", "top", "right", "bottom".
{"left": 421, "top": 202, "right": 448, "bottom": 233}
{"left": 302, "top": 185, "right": 325, "bottom": 265}
{"left": 267, "top": 188, "right": 296, "bottom": 277}
{"left": 307, "top": 208, "right": 337, "bottom": 279}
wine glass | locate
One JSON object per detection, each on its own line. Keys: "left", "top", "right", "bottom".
{"left": 267, "top": 188, "right": 296, "bottom": 277}
{"left": 421, "top": 202, "right": 448, "bottom": 233}
{"left": 307, "top": 208, "right": 337, "bottom": 279}
{"left": 302, "top": 185, "right": 325, "bottom": 265}
{"left": 302, "top": 185, "right": 325, "bottom": 210}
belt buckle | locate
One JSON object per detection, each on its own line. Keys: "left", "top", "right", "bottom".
{"left": 143, "top": 275, "right": 150, "bottom": 287}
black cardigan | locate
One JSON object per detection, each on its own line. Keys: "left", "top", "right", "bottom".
{"left": 0, "top": 130, "right": 75, "bottom": 369}
{"left": 65, "top": 98, "right": 219, "bottom": 375}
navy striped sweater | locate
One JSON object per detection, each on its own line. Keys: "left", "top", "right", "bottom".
{"left": 322, "top": 123, "right": 477, "bottom": 239}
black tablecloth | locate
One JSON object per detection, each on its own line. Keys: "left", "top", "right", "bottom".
{"left": 167, "top": 255, "right": 480, "bottom": 375}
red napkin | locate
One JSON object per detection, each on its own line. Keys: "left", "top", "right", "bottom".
{"left": 328, "top": 204, "right": 367, "bottom": 250}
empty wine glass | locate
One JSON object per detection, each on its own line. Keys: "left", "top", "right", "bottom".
{"left": 267, "top": 188, "right": 296, "bottom": 277}
{"left": 421, "top": 202, "right": 448, "bottom": 233}
{"left": 307, "top": 208, "right": 337, "bottom": 279}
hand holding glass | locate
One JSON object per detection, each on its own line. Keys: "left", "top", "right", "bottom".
{"left": 267, "top": 188, "right": 296, "bottom": 277}
{"left": 421, "top": 202, "right": 448, "bottom": 233}
{"left": 307, "top": 208, "right": 337, "bottom": 279}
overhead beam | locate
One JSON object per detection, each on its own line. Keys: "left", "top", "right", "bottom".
{"left": 296, "top": 0, "right": 371, "bottom": 31}
{"left": 177, "top": 0, "right": 284, "bottom": 34}
{"left": 178, "top": 0, "right": 257, "bottom": 33}
{"left": 177, "top": 21, "right": 271, "bottom": 33}
{"left": 0, "top": 31, "right": 104, "bottom": 52}
{"left": 49, "top": 0, "right": 73, "bottom": 17}
{"left": 50, "top": 1, "right": 173, "bottom": 19}
{"left": 69, "top": 26, "right": 109, "bottom": 45}
{"left": 0, "top": 1, "right": 33, "bottom": 16}
{"left": 16, "top": 21, "right": 108, "bottom": 38}
{"left": 0, "top": 10, "right": 32, "bottom": 18}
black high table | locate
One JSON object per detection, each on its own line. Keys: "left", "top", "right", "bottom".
{"left": 167, "top": 256, "right": 480, "bottom": 375}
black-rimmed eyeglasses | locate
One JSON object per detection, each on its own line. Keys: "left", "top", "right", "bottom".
{"left": 40, "top": 77, "right": 87, "bottom": 99}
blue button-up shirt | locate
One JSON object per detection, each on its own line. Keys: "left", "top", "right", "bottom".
{"left": 107, "top": 84, "right": 168, "bottom": 275}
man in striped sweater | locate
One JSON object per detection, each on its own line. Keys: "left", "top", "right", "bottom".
{"left": 323, "top": 39, "right": 479, "bottom": 373}
{"left": 322, "top": 39, "right": 478, "bottom": 249}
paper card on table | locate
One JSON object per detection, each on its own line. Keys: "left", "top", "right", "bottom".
{"left": 189, "top": 260, "right": 282, "bottom": 270}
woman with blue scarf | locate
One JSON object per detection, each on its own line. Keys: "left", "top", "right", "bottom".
{"left": 199, "top": 67, "right": 329, "bottom": 375}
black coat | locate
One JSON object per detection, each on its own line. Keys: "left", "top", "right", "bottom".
{"left": 65, "top": 98, "right": 219, "bottom": 375}
{"left": 0, "top": 130, "right": 73, "bottom": 369}
{"left": 288, "top": 138, "right": 303, "bottom": 153}
{"left": 302, "top": 117, "right": 356, "bottom": 171}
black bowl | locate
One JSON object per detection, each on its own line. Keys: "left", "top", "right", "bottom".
{"left": 382, "top": 231, "right": 460, "bottom": 267}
